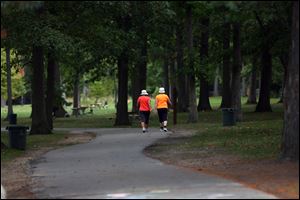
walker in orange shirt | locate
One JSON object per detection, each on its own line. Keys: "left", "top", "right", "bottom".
{"left": 155, "top": 87, "right": 172, "bottom": 132}
{"left": 137, "top": 90, "right": 151, "bottom": 133}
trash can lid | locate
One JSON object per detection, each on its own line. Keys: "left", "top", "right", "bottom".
{"left": 6, "top": 125, "right": 30, "bottom": 130}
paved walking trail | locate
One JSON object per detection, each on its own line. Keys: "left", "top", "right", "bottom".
{"left": 29, "top": 128, "right": 276, "bottom": 199}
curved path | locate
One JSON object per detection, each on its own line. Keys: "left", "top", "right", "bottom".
{"left": 30, "top": 128, "right": 276, "bottom": 199}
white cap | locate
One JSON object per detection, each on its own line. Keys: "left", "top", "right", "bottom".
{"left": 140, "top": 90, "right": 148, "bottom": 95}
{"left": 159, "top": 87, "right": 165, "bottom": 94}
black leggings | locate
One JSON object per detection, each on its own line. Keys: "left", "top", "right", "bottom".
{"left": 157, "top": 108, "right": 168, "bottom": 123}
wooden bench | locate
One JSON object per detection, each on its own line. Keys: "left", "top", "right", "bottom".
{"left": 72, "top": 106, "right": 91, "bottom": 116}
{"left": 128, "top": 112, "right": 139, "bottom": 121}
{"left": 113, "top": 112, "right": 140, "bottom": 121}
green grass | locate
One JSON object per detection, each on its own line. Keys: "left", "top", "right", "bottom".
{"left": 165, "top": 98, "right": 284, "bottom": 160}
{"left": 0, "top": 97, "right": 281, "bottom": 128}
{"left": 1, "top": 96, "right": 284, "bottom": 160}
{"left": 1, "top": 131, "right": 68, "bottom": 163}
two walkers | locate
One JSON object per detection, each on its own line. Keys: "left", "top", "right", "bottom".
{"left": 136, "top": 87, "right": 172, "bottom": 133}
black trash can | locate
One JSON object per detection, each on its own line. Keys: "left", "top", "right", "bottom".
{"left": 222, "top": 108, "right": 236, "bottom": 126}
{"left": 6, "top": 125, "right": 29, "bottom": 150}
{"left": 9, "top": 113, "right": 17, "bottom": 125}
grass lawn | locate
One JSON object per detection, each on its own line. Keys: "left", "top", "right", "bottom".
{"left": 1, "top": 131, "right": 68, "bottom": 163}
{"left": 167, "top": 98, "right": 283, "bottom": 160}
{"left": 1, "top": 96, "right": 283, "bottom": 159}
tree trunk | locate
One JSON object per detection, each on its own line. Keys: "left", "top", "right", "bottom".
{"left": 115, "top": 51, "right": 130, "bottom": 125}
{"left": 163, "top": 54, "right": 170, "bottom": 96}
{"left": 221, "top": 22, "right": 232, "bottom": 108}
{"left": 186, "top": 5, "right": 198, "bottom": 123}
{"left": 213, "top": 67, "right": 220, "bottom": 96}
{"left": 169, "top": 58, "right": 176, "bottom": 101}
{"left": 131, "top": 68, "right": 139, "bottom": 113}
{"left": 255, "top": 45, "right": 272, "bottom": 112}
{"left": 176, "top": 23, "right": 188, "bottom": 112}
{"left": 278, "top": 54, "right": 288, "bottom": 103}
{"left": 198, "top": 17, "right": 212, "bottom": 111}
{"left": 46, "top": 51, "right": 55, "bottom": 130}
{"left": 281, "top": 1, "right": 299, "bottom": 161}
{"left": 138, "top": 34, "right": 147, "bottom": 92}
{"left": 30, "top": 45, "right": 51, "bottom": 135}
{"left": 132, "top": 29, "right": 147, "bottom": 113}
{"left": 5, "top": 47, "right": 13, "bottom": 120}
{"left": 247, "top": 57, "right": 258, "bottom": 104}
{"left": 231, "top": 22, "right": 242, "bottom": 121}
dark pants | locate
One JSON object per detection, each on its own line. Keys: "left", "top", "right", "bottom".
{"left": 139, "top": 111, "right": 150, "bottom": 124}
{"left": 157, "top": 108, "right": 168, "bottom": 123}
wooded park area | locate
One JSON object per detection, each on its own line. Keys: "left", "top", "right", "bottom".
{"left": 1, "top": 1, "right": 298, "bottom": 161}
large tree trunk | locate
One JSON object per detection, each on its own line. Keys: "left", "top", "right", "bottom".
{"left": 163, "top": 54, "right": 170, "bottom": 96}
{"left": 30, "top": 45, "right": 51, "bottom": 135}
{"left": 278, "top": 54, "right": 289, "bottom": 103}
{"left": 281, "top": 1, "right": 299, "bottom": 161}
{"left": 115, "top": 51, "right": 130, "bottom": 125}
{"left": 115, "top": 12, "right": 130, "bottom": 126}
{"left": 46, "top": 51, "right": 55, "bottom": 130}
{"left": 186, "top": 5, "right": 198, "bottom": 123}
{"left": 131, "top": 51, "right": 147, "bottom": 113}
{"left": 231, "top": 22, "right": 242, "bottom": 121}
{"left": 255, "top": 45, "right": 272, "bottom": 112}
{"left": 131, "top": 2, "right": 147, "bottom": 113}
{"left": 169, "top": 58, "right": 176, "bottom": 101}
{"left": 198, "top": 17, "right": 212, "bottom": 111}
{"left": 131, "top": 68, "right": 139, "bottom": 113}
{"left": 247, "top": 57, "right": 258, "bottom": 104}
{"left": 176, "top": 21, "right": 188, "bottom": 112}
{"left": 221, "top": 22, "right": 232, "bottom": 108}
{"left": 5, "top": 47, "right": 13, "bottom": 120}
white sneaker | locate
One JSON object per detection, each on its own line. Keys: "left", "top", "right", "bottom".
{"left": 160, "top": 127, "right": 164, "bottom": 132}
{"left": 163, "top": 127, "right": 168, "bottom": 132}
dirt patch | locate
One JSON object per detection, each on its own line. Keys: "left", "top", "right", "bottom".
{"left": 1, "top": 132, "right": 96, "bottom": 199}
{"left": 144, "top": 129, "right": 299, "bottom": 199}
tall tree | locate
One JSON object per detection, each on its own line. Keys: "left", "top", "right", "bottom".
{"left": 254, "top": 8, "right": 273, "bottom": 112}
{"left": 197, "top": 17, "right": 212, "bottom": 111}
{"left": 280, "top": 1, "right": 299, "bottom": 161}
{"left": 231, "top": 22, "right": 243, "bottom": 121}
{"left": 115, "top": 14, "right": 131, "bottom": 126}
{"left": 163, "top": 53, "right": 170, "bottom": 95}
{"left": 246, "top": 56, "right": 258, "bottom": 104}
{"left": 5, "top": 47, "right": 13, "bottom": 120}
{"left": 30, "top": 45, "right": 51, "bottom": 134}
{"left": 131, "top": 1, "right": 149, "bottom": 113}
{"left": 46, "top": 50, "right": 56, "bottom": 129}
{"left": 186, "top": 4, "right": 198, "bottom": 123}
{"left": 176, "top": 19, "right": 188, "bottom": 112}
{"left": 220, "top": 21, "right": 232, "bottom": 108}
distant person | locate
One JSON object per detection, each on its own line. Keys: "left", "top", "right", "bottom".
{"left": 137, "top": 90, "right": 151, "bottom": 133}
{"left": 155, "top": 87, "right": 172, "bottom": 132}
